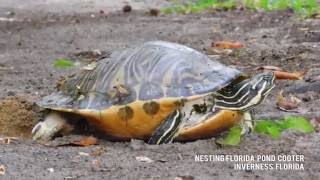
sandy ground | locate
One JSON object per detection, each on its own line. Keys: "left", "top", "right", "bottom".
{"left": 0, "top": 1, "right": 320, "bottom": 179}
{"left": 0, "top": 0, "right": 172, "bottom": 15}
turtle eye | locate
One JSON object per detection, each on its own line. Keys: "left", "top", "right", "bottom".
{"left": 262, "top": 72, "right": 275, "bottom": 82}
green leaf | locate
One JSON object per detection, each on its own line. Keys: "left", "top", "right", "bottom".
{"left": 281, "top": 116, "right": 315, "bottom": 133}
{"left": 216, "top": 126, "right": 242, "bottom": 145}
{"left": 266, "top": 126, "right": 281, "bottom": 138}
{"left": 53, "top": 58, "right": 75, "bottom": 68}
{"left": 255, "top": 117, "right": 314, "bottom": 139}
{"left": 254, "top": 120, "right": 282, "bottom": 139}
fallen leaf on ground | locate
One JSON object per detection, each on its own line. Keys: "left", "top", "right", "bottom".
{"left": 276, "top": 90, "right": 299, "bottom": 112}
{"left": 255, "top": 67, "right": 304, "bottom": 80}
{"left": 136, "top": 156, "right": 154, "bottom": 163}
{"left": 72, "top": 136, "right": 99, "bottom": 147}
{"left": 212, "top": 41, "right": 244, "bottom": 49}
{"left": 254, "top": 66, "right": 282, "bottom": 71}
{"left": 274, "top": 71, "right": 305, "bottom": 80}
{"left": 0, "top": 165, "right": 5, "bottom": 176}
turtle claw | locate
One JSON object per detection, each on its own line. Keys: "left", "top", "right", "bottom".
{"left": 32, "top": 112, "right": 68, "bottom": 141}
{"left": 32, "top": 121, "right": 53, "bottom": 141}
{"left": 240, "top": 120, "right": 254, "bottom": 135}
{"left": 240, "top": 112, "right": 255, "bottom": 135}
{"left": 31, "top": 122, "right": 41, "bottom": 135}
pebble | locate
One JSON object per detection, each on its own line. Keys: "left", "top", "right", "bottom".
{"left": 122, "top": 5, "right": 132, "bottom": 13}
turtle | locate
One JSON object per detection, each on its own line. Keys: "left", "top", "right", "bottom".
{"left": 31, "top": 41, "right": 275, "bottom": 144}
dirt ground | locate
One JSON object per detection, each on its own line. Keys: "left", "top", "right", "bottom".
{"left": 0, "top": 4, "right": 320, "bottom": 180}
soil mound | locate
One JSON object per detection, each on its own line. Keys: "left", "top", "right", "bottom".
{"left": 0, "top": 96, "right": 38, "bottom": 138}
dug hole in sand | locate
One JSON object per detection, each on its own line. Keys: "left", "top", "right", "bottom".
{"left": 0, "top": 96, "right": 38, "bottom": 139}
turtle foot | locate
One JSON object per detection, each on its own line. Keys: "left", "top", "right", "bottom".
{"left": 240, "top": 111, "right": 255, "bottom": 135}
{"left": 32, "top": 112, "right": 71, "bottom": 141}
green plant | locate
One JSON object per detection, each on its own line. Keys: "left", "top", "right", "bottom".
{"left": 302, "top": 0, "right": 320, "bottom": 17}
{"left": 217, "top": 116, "right": 314, "bottom": 146}
{"left": 259, "top": 0, "right": 270, "bottom": 10}
{"left": 162, "top": 0, "right": 320, "bottom": 17}
{"left": 216, "top": 126, "right": 242, "bottom": 145}
{"left": 53, "top": 58, "right": 75, "bottom": 68}
{"left": 162, "top": 0, "right": 237, "bottom": 14}
{"left": 255, "top": 116, "right": 314, "bottom": 138}
{"left": 251, "top": 0, "right": 320, "bottom": 17}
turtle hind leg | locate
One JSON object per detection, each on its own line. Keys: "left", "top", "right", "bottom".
{"left": 32, "top": 111, "right": 73, "bottom": 141}
{"left": 148, "top": 110, "right": 183, "bottom": 145}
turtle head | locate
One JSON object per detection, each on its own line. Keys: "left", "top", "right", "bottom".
{"left": 215, "top": 71, "right": 275, "bottom": 112}
{"left": 250, "top": 71, "right": 275, "bottom": 97}
{"left": 235, "top": 71, "right": 275, "bottom": 111}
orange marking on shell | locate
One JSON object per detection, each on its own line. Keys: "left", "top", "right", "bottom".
{"left": 143, "top": 101, "right": 160, "bottom": 115}
{"left": 62, "top": 98, "right": 181, "bottom": 140}
{"left": 117, "top": 106, "right": 134, "bottom": 121}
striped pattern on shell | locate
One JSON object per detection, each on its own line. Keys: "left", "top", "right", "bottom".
{"left": 38, "top": 41, "right": 241, "bottom": 110}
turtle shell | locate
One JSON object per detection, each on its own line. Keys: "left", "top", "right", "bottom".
{"left": 39, "top": 41, "right": 241, "bottom": 110}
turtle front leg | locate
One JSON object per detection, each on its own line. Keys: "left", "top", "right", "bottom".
{"left": 32, "top": 111, "right": 72, "bottom": 141}
{"left": 240, "top": 110, "right": 255, "bottom": 135}
{"left": 148, "top": 110, "right": 183, "bottom": 145}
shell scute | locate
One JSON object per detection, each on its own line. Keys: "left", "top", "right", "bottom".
{"left": 38, "top": 41, "right": 241, "bottom": 110}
